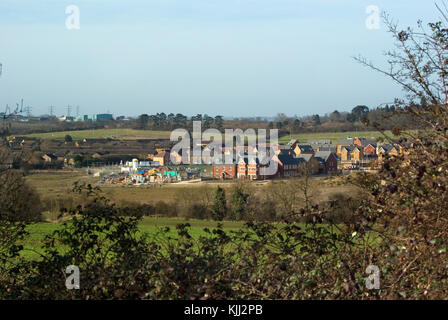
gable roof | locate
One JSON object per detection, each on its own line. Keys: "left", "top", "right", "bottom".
{"left": 364, "top": 142, "right": 377, "bottom": 148}
{"left": 342, "top": 145, "right": 362, "bottom": 153}
{"left": 154, "top": 151, "right": 168, "bottom": 157}
{"left": 338, "top": 138, "right": 354, "bottom": 145}
{"left": 43, "top": 153, "right": 58, "bottom": 160}
{"left": 317, "top": 145, "right": 337, "bottom": 152}
{"left": 278, "top": 148, "right": 295, "bottom": 156}
{"left": 286, "top": 139, "right": 298, "bottom": 148}
{"left": 238, "top": 154, "right": 260, "bottom": 165}
{"left": 355, "top": 137, "right": 377, "bottom": 146}
{"left": 308, "top": 139, "right": 332, "bottom": 145}
{"left": 297, "top": 144, "right": 314, "bottom": 153}
{"left": 277, "top": 153, "right": 305, "bottom": 165}
{"left": 314, "top": 151, "right": 334, "bottom": 162}
{"left": 378, "top": 143, "right": 396, "bottom": 152}
{"left": 297, "top": 154, "right": 314, "bottom": 162}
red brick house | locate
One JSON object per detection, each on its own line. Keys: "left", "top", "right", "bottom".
{"left": 237, "top": 156, "right": 261, "bottom": 180}
{"left": 212, "top": 164, "right": 237, "bottom": 179}
{"left": 272, "top": 151, "right": 306, "bottom": 178}
{"left": 354, "top": 138, "right": 377, "bottom": 148}
{"left": 363, "top": 143, "right": 377, "bottom": 157}
{"left": 315, "top": 151, "right": 338, "bottom": 174}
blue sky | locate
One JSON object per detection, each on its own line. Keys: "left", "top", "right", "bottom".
{"left": 0, "top": 1, "right": 442, "bottom": 117}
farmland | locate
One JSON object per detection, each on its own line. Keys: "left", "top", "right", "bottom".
{"left": 24, "top": 128, "right": 172, "bottom": 140}
{"left": 25, "top": 171, "right": 357, "bottom": 210}
{"left": 277, "top": 130, "right": 397, "bottom": 144}
{"left": 21, "top": 217, "right": 246, "bottom": 260}
{"left": 22, "top": 128, "right": 396, "bottom": 144}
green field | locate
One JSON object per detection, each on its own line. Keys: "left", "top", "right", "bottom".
{"left": 21, "top": 217, "right": 246, "bottom": 260}
{"left": 278, "top": 130, "right": 395, "bottom": 144}
{"left": 24, "top": 128, "right": 401, "bottom": 144}
{"left": 25, "top": 128, "right": 171, "bottom": 140}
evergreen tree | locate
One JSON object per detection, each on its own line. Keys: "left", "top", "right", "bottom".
{"left": 230, "top": 185, "right": 249, "bottom": 220}
{"left": 211, "top": 186, "right": 227, "bottom": 221}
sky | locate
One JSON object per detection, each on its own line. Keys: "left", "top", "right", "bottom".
{"left": 0, "top": 1, "right": 443, "bottom": 118}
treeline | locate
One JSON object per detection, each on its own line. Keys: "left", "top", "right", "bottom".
{"left": 136, "top": 113, "right": 224, "bottom": 131}
{"left": 8, "top": 104, "right": 414, "bottom": 137}
{"left": 134, "top": 105, "right": 412, "bottom": 135}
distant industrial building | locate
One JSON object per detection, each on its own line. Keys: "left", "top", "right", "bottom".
{"left": 75, "top": 113, "right": 114, "bottom": 122}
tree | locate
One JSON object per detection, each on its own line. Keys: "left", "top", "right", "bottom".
{"left": 292, "top": 119, "right": 301, "bottom": 133}
{"left": 275, "top": 113, "right": 288, "bottom": 122}
{"left": 230, "top": 185, "right": 249, "bottom": 220}
{"left": 174, "top": 113, "right": 187, "bottom": 128}
{"left": 214, "top": 115, "right": 224, "bottom": 130}
{"left": 191, "top": 114, "right": 203, "bottom": 122}
{"left": 73, "top": 155, "right": 83, "bottom": 168}
{"left": 137, "top": 114, "right": 149, "bottom": 129}
{"left": 350, "top": 105, "right": 369, "bottom": 122}
{"left": 211, "top": 186, "right": 227, "bottom": 221}
{"left": 0, "top": 170, "right": 41, "bottom": 222}
{"left": 353, "top": 6, "right": 448, "bottom": 298}
{"left": 329, "top": 110, "right": 341, "bottom": 122}
{"left": 203, "top": 114, "right": 214, "bottom": 129}
{"left": 312, "top": 114, "right": 321, "bottom": 126}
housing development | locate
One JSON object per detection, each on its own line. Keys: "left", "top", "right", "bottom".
{"left": 2, "top": 0, "right": 447, "bottom": 307}
{"left": 5, "top": 132, "right": 404, "bottom": 186}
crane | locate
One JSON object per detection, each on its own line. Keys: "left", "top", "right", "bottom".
{"left": 0, "top": 63, "right": 23, "bottom": 138}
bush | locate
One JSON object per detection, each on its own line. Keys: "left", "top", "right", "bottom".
{"left": 184, "top": 204, "right": 211, "bottom": 220}
{"left": 0, "top": 170, "right": 42, "bottom": 222}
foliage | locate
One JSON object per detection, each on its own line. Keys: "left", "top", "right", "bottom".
{"left": 3, "top": 7, "right": 448, "bottom": 300}
{"left": 9, "top": 183, "right": 157, "bottom": 299}
{"left": 0, "top": 170, "right": 42, "bottom": 223}
{"left": 229, "top": 185, "right": 249, "bottom": 220}
{"left": 211, "top": 186, "right": 227, "bottom": 221}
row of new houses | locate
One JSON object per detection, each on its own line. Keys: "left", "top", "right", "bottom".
{"left": 212, "top": 148, "right": 338, "bottom": 180}
{"left": 39, "top": 136, "right": 403, "bottom": 180}
{"left": 212, "top": 137, "right": 403, "bottom": 180}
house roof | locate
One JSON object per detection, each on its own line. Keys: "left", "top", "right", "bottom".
{"left": 297, "top": 154, "right": 314, "bottom": 162}
{"left": 342, "top": 145, "right": 362, "bottom": 153}
{"left": 378, "top": 143, "right": 396, "bottom": 152}
{"left": 364, "top": 142, "right": 377, "bottom": 148}
{"left": 315, "top": 151, "right": 333, "bottom": 162}
{"left": 154, "top": 151, "right": 167, "bottom": 157}
{"left": 317, "top": 145, "right": 337, "bottom": 152}
{"left": 43, "top": 153, "right": 58, "bottom": 159}
{"left": 277, "top": 153, "right": 305, "bottom": 165}
{"left": 286, "top": 139, "right": 298, "bottom": 148}
{"left": 338, "top": 138, "right": 354, "bottom": 145}
{"left": 278, "top": 149, "right": 295, "bottom": 156}
{"left": 297, "top": 144, "right": 314, "bottom": 153}
{"left": 356, "top": 138, "right": 377, "bottom": 146}
{"left": 308, "top": 139, "right": 332, "bottom": 145}
{"left": 238, "top": 155, "right": 260, "bottom": 165}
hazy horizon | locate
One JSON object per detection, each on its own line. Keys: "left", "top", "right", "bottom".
{"left": 0, "top": 1, "right": 441, "bottom": 118}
